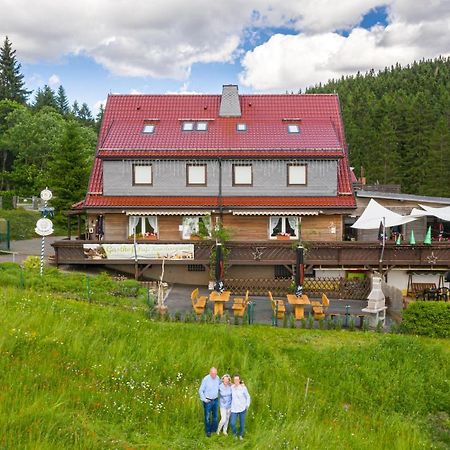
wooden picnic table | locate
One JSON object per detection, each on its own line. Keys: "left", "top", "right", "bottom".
{"left": 209, "top": 291, "right": 231, "bottom": 316}
{"left": 286, "top": 294, "right": 310, "bottom": 320}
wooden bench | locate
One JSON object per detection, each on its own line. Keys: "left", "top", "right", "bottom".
{"left": 408, "top": 283, "right": 437, "bottom": 298}
{"left": 191, "top": 288, "right": 208, "bottom": 315}
{"left": 268, "top": 291, "right": 286, "bottom": 320}
{"left": 232, "top": 290, "right": 249, "bottom": 317}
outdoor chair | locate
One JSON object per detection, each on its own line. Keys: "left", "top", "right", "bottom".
{"left": 312, "top": 305, "right": 325, "bottom": 320}
{"left": 232, "top": 290, "right": 249, "bottom": 317}
{"left": 191, "top": 288, "right": 207, "bottom": 315}
{"left": 268, "top": 291, "right": 286, "bottom": 319}
{"left": 321, "top": 293, "right": 330, "bottom": 312}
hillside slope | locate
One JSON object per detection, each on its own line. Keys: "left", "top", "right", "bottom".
{"left": 1, "top": 285, "right": 449, "bottom": 449}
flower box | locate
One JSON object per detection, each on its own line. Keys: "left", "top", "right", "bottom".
{"left": 276, "top": 235, "right": 291, "bottom": 240}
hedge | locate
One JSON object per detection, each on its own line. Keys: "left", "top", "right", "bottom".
{"left": 401, "top": 301, "right": 450, "bottom": 338}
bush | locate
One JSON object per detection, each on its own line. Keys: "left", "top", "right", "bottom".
{"left": 23, "top": 255, "right": 40, "bottom": 270}
{"left": 0, "top": 191, "right": 15, "bottom": 210}
{"left": 401, "top": 301, "right": 450, "bottom": 338}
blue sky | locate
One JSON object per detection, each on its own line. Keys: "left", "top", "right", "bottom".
{"left": 3, "top": 1, "right": 448, "bottom": 113}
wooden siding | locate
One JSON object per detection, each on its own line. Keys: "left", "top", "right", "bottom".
{"left": 301, "top": 215, "right": 342, "bottom": 241}
{"left": 104, "top": 214, "right": 127, "bottom": 240}
{"left": 158, "top": 216, "right": 182, "bottom": 240}
{"left": 221, "top": 215, "right": 268, "bottom": 241}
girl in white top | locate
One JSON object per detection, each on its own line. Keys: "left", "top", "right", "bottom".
{"left": 217, "top": 374, "right": 232, "bottom": 435}
{"left": 230, "top": 374, "right": 251, "bottom": 440}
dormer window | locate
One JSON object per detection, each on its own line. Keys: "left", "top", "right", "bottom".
{"left": 237, "top": 123, "right": 247, "bottom": 132}
{"left": 196, "top": 121, "right": 208, "bottom": 131}
{"left": 182, "top": 122, "right": 195, "bottom": 131}
{"left": 288, "top": 124, "right": 300, "bottom": 133}
{"left": 142, "top": 124, "right": 156, "bottom": 134}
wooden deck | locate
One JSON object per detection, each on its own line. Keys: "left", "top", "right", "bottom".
{"left": 52, "top": 239, "right": 450, "bottom": 268}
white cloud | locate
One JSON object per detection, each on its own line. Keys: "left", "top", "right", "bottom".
{"left": 1, "top": 0, "right": 448, "bottom": 89}
{"left": 93, "top": 99, "right": 106, "bottom": 116}
{"left": 1, "top": 0, "right": 386, "bottom": 80}
{"left": 240, "top": 1, "right": 450, "bottom": 91}
{"left": 48, "top": 74, "right": 60, "bottom": 87}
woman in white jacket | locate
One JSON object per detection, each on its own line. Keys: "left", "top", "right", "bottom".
{"left": 229, "top": 374, "right": 251, "bottom": 440}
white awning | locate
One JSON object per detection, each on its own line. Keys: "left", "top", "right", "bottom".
{"left": 351, "top": 199, "right": 418, "bottom": 229}
{"left": 232, "top": 210, "right": 319, "bottom": 216}
{"left": 124, "top": 210, "right": 211, "bottom": 216}
{"left": 411, "top": 204, "right": 450, "bottom": 222}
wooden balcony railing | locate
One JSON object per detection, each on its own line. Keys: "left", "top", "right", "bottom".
{"left": 52, "top": 239, "right": 450, "bottom": 268}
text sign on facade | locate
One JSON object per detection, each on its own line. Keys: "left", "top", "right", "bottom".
{"left": 83, "top": 243, "right": 195, "bottom": 260}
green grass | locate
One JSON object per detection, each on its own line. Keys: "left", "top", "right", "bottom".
{"left": 0, "top": 265, "right": 449, "bottom": 449}
{"left": 0, "top": 209, "right": 66, "bottom": 240}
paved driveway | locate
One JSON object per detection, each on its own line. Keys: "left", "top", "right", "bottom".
{"left": 0, "top": 236, "right": 63, "bottom": 264}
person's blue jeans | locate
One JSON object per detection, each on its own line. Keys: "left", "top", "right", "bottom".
{"left": 230, "top": 409, "right": 247, "bottom": 437}
{"left": 203, "top": 399, "right": 218, "bottom": 435}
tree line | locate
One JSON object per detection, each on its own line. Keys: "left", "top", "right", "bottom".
{"left": 307, "top": 57, "right": 450, "bottom": 197}
{"left": 0, "top": 36, "right": 99, "bottom": 219}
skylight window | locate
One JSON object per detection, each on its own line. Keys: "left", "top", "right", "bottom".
{"left": 182, "top": 122, "right": 195, "bottom": 131}
{"left": 196, "top": 121, "right": 208, "bottom": 131}
{"left": 237, "top": 123, "right": 247, "bottom": 131}
{"left": 288, "top": 124, "right": 300, "bottom": 133}
{"left": 142, "top": 124, "right": 155, "bottom": 134}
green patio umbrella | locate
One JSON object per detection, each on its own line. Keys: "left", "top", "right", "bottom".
{"left": 409, "top": 230, "right": 416, "bottom": 245}
{"left": 424, "top": 226, "right": 432, "bottom": 245}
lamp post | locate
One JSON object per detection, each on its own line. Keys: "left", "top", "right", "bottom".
{"left": 35, "top": 188, "right": 54, "bottom": 277}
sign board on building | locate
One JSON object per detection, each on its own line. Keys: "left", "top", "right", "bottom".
{"left": 83, "top": 243, "right": 195, "bottom": 260}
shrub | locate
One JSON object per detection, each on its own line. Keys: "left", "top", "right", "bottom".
{"left": 23, "top": 255, "right": 40, "bottom": 270}
{"left": 401, "top": 301, "right": 450, "bottom": 338}
{"left": 0, "top": 191, "right": 15, "bottom": 210}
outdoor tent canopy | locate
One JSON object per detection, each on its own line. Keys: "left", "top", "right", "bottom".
{"left": 410, "top": 204, "right": 450, "bottom": 222}
{"left": 351, "top": 199, "right": 418, "bottom": 230}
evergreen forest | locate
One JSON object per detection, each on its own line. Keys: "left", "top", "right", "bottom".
{"left": 307, "top": 57, "right": 450, "bottom": 197}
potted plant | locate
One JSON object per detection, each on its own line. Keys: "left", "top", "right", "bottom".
{"left": 276, "top": 232, "right": 291, "bottom": 240}
{"left": 143, "top": 232, "right": 158, "bottom": 240}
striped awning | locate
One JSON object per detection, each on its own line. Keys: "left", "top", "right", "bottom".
{"left": 232, "top": 210, "right": 319, "bottom": 216}
{"left": 124, "top": 210, "right": 211, "bottom": 216}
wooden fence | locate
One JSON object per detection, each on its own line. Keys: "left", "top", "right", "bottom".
{"left": 224, "top": 277, "right": 371, "bottom": 299}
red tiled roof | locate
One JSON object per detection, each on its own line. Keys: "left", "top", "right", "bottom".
{"left": 83, "top": 91, "right": 355, "bottom": 209}
{"left": 84, "top": 194, "right": 356, "bottom": 209}
{"left": 98, "top": 94, "right": 346, "bottom": 154}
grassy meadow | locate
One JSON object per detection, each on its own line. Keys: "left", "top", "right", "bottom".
{"left": 0, "top": 264, "right": 449, "bottom": 449}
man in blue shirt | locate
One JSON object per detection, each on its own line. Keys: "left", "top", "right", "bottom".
{"left": 199, "top": 367, "right": 220, "bottom": 437}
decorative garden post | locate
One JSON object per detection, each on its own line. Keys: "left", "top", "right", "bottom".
{"left": 35, "top": 188, "right": 54, "bottom": 277}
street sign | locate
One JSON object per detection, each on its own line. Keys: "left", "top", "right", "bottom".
{"left": 40, "top": 188, "right": 53, "bottom": 202}
{"left": 35, "top": 218, "right": 54, "bottom": 236}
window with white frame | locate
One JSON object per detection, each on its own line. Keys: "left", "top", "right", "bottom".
{"left": 288, "top": 124, "right": 300, "bottom": 133}
{"left": 128, "top": 216, "right": 158, "bottom": 238}
{"left": 287, "top": 164, "right": 307, "bottom": 185}
{"left": 236, "top": 123, "right": 247, "bottom": 131}
{"left": 182, "top": 216, "right": 211, "bottom": 239}
{"left": 233, "top": 164, "right": 252, "bottom": 185}
{"left": 269, "top": 216, "right": 299, "bottom": 239}
{"left": 196, "top": 121, "right": 208, "bottom": 131}
{"left": 142, "top": 124, "right": 156, "bottom": 133}
{"left": 187, "top": 164, "right": 207, "bottom": 185}
{"left": 133, "top": 164, "right": 152, "bottom": 185}
{"left": 182, "top": 121, "right": 195, "bottom": 131}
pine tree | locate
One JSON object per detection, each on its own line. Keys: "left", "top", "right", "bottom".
{"left": 78, "top": 102, "right": 93, "bottom": 123}
{"left": 33, "top": 85, "right": 58, "bottom": 110}
{"left": 56, "top": 85, "right": 69, "bottom": 115}
{"left": 71, "top": 100, "right": 80, "bottom": 117}
{"left": 95, "top": 103, "right": 104, "bottom": 133}
{"left": 0, "top": 36, "right": 31, "bottom": 103}
{"left": 48, "top": 120, "right": 95, "bottom": 216}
